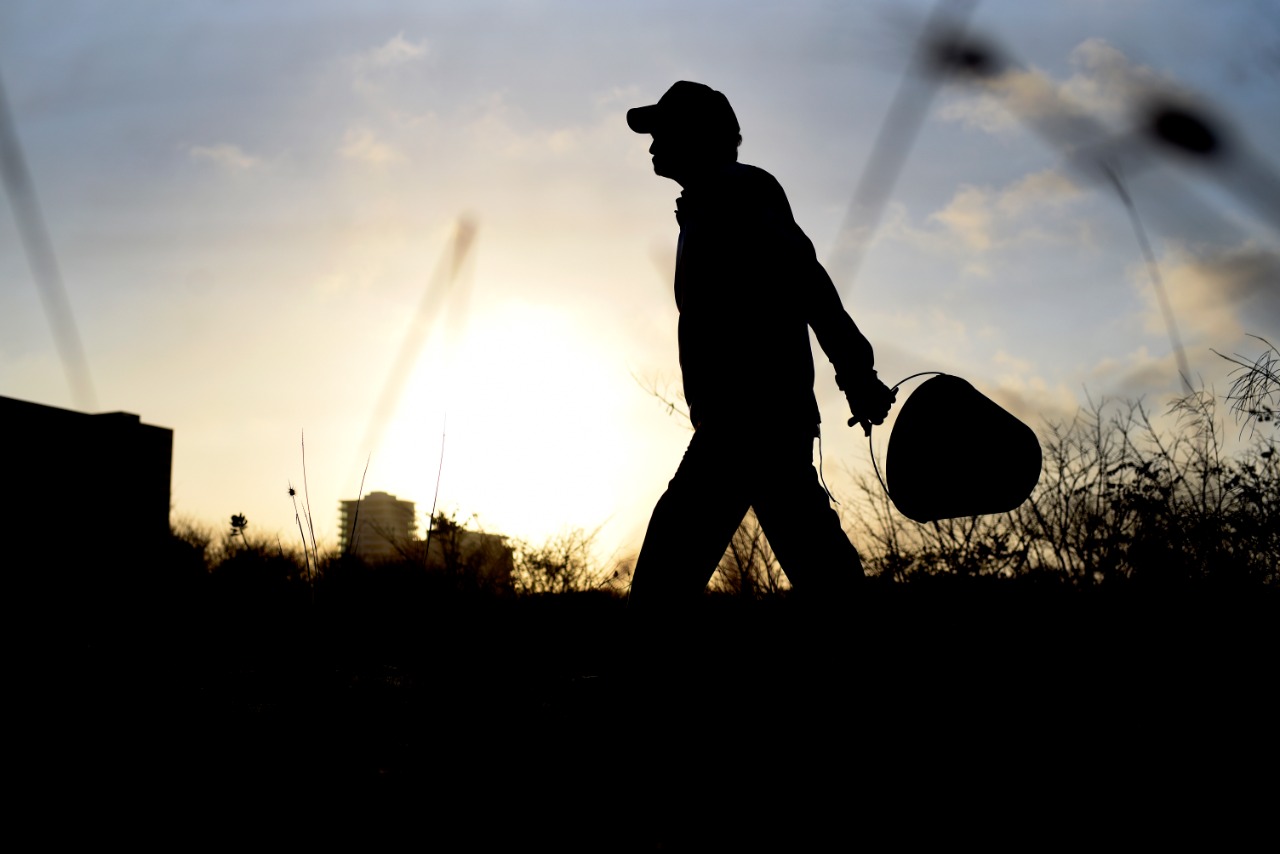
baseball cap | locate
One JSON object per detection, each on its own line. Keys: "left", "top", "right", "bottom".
{"left": 627, "top": 81, "right": 740, "bottom": 137}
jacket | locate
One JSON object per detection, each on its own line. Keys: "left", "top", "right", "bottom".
{"left": 672, "top": 162, "right": 875, "bottom": 432}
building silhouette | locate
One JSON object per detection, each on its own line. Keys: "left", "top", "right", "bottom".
{"left": 338, "top": 490, "right": 416, "bottom": 562}
{"left": 337, "top": 490, "right": 515, "bottom": 593}
{"left": 2, "top": 395, "right": 172, "bottom": 574}
{"left": 419, "top": 513, "right": 515, "bottom": 595}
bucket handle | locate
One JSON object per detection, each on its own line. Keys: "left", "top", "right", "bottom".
{"left": 850, "top": 371, "right": 948, "bottom": 503}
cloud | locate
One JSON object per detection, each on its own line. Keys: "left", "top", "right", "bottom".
{"left": 937, "top": 37, "right": 1179, "bottom": 154}
{"left": 460, "top": 91, "right": 615, "bottom": 163}
{"left": 338, "top": 127, "right": 405, "bottom": 166}
{"left": 989, "top": 383, "right": 1080, "bottom": 431}
{"left": 936, "top": 67, "right": 1060, "bottom": 138}
{"left": 365, "top": 32, "right": 429, "bottom": 68}
{"left": 997, "top": 169, "right": 1082, "bottom": 215}
{"left": 1147, "top": 242, "right": 1280, "bottom": 345}
{"left": 913, "top": 169, "right": 1086, "bottom": 267}
{"left": 594, "top": 85, "right": 643, "bottom": 111}
{"left": 349, "top": 32, "right": 430, "bottom": 93}
{"left": 930, "top": 185, "right": 993, "bottom": 252}
{"left": 546, "top": 128, "right": 580, "bottom": 154}
{"left": 188, "top": 143, "right": 261, "bottom": 172}
{"left": 937, "top": 90, "right": 1019, "bottom": 135}
{"left": 993, "top": 349, "right": 1034, "bottom": 376}
{"left": 1088, "top": 345, "right": 1188, "bottom": 399}
{"left": 1060, "top": 38, "right": 1166, "bottom": 125}
{"left": 986, "top": 349, "right": 1082, "bottom": 426}
{"left": 1070, "top": 240, "right": 1280, "bottom": 401}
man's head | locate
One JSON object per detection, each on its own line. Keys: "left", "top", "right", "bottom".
{"left": 627, "top": 81, "right": 741, "bottom": 186}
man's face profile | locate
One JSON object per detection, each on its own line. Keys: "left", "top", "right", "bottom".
{"left": 648, "top": 130, "right": 715, "bottom": 186}
{"left": 647, "top": 132, "right": 677, "bottom": 179}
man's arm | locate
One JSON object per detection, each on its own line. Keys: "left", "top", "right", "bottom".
{"left": 804, "top": 257, "right": 873, "bottom": 376}
{"left": 793, "top": 231, "right": 897, "bottom": 433}
{"left": 742, "top": 167, "right": 896, "bottom": 431}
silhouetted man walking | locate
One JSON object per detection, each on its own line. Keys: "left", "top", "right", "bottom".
{"left": 626, "top": 81, "right": 896, "bottom": 613}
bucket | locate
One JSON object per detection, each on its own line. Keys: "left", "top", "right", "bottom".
{"left": 885, "top": 375, "right": 1042, "bottom": 523}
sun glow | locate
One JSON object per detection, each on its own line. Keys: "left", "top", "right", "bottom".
{"left": 370, "top": 298, "right": 633, "bottom": 548}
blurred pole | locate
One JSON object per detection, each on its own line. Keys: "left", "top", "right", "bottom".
{"left": 827, "top": 0, "right": 979, "bottom": 295}
{"left": 1102, "top": 164, "right": 1193, "bottom": 393}
{"left": 356, "top": 216, "right": 477, "bottom": 471}
{"left": 0, "top": 68, "right": 97, "bottom": 411}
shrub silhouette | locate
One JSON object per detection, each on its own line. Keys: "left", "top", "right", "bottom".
{"left": 707, "top": 510, "right": 788, "bottom": 599}
{"left": 511, "top": 525, "right": 614, "bottom": 595}
{"left": 1216, "top": 335, "right": 1279, "bottom": 439}
{"left": 851, "top": 385, "right": 1278, "bottom": 587}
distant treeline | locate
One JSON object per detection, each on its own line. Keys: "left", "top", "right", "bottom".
{"left": 124, "top": 385, "right": 1272, "bottom": 619}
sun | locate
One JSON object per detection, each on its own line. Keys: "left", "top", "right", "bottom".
{"left": 372, "top": 298, "right": 633, "bottom": 548}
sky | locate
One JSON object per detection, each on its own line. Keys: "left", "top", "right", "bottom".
{"left": 2, "top": 0, "right": 1278, "bottom": 566}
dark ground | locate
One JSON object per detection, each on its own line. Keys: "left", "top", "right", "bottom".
{"left": 21, "top": 579, "right": 1277, "bottom": 846}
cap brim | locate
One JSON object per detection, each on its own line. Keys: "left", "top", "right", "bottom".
{"left": 626, "top": 104, "right": 660, "bottom": 134}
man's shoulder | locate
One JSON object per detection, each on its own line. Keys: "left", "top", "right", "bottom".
{"left": 723, "top": 162, "right": 783, "bottom": 191}
{"left": 718, "top": 163, "right": 791, "bottom": 212}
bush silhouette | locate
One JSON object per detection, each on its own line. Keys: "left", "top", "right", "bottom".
{"left": 851, "top": 385, "right": 1278, "bottom": 587}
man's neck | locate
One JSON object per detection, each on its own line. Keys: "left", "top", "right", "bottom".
{"left": 673, "top": 159, "right": 735, "bottom": 191}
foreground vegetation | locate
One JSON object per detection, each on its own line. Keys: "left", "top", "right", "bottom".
{"left": 138, "top": 365, "right": 1277, "bottom": 611}
{"left": 38, "top": 358, "right": 1274, "bottom": 838}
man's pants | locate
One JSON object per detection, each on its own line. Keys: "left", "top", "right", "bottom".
{"left": 628, "top": 422, "right": 864, "bottom": 613}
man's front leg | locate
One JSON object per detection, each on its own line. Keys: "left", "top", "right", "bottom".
{"left": 628, "top": 431, "right": 749, "bottom": 613}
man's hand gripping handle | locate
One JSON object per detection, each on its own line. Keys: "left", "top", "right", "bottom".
{"left": 842, "top": 372, "right": 898, "bottom": 437}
